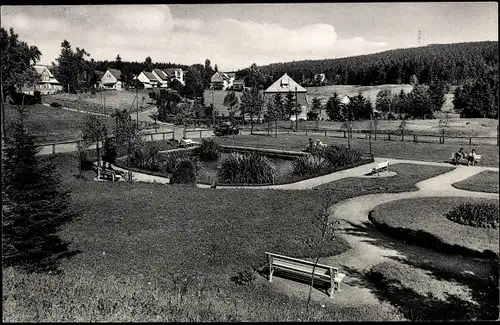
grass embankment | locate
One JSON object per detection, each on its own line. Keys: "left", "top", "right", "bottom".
{"left": 3, "top": 153, "right": 455, "bottom": 322}
{"left": 43, "top": 90, "right": 154, "bottom": 114}
{"left": 452, "top": 171, "right": 499, "bottom": 193}
{"left": 215, "top": 134, "right": 500, "bottom": 167}
{"left": 369, "top": 197, "right": 499, "bottom": 258}
{"left": 3, "top": 104, "right": 114, "bottom": 143}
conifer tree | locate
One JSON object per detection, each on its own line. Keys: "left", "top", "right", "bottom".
{"left": 2, "top": 106, "right": 77, "bottom": 272}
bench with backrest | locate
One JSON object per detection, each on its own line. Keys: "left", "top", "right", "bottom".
{"left": 469, "top": 153, "right": 481, "bottom": 166}
{"left": 266, "top": 252, "right": 346, "bottom": 298}
{"left": 97, "top": 167, "right": 122, "bottom": 181}
{"left": 179, "top": 138, "right": 200, "bottom": 148}
{"left": 371, "top": 161, "right": 389, "bottom": 176}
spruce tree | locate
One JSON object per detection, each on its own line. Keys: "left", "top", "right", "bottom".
{"left": 2, "top": 106, "right": 77, "bottom": 272}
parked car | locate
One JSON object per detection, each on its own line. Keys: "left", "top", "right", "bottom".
{"left": 214, "top": 122, "right": 240, "bottom": 136}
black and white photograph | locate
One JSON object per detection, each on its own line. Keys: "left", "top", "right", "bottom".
{"left": 1, "top": 2, "right": 499, "bottom": 322}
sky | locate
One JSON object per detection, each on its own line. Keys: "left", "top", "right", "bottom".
{"left": 1, "top": 3, "right": 498, "bottom": 71}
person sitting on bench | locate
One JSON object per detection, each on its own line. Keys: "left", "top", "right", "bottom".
{"left": 305, "top": 138, "right": 315, "bottom": 152}
{"left": 316, "top": 139, "right": 327, "bottom": 148}
{"left": 467, "top": 149, "right": 477, "bottom": 166}
{"left": 454, "top": 147, "right": 466, "bottom": 164}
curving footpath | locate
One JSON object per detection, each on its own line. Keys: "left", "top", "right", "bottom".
{"left": 100, "top": 157, "right": 498, "bottom": 314}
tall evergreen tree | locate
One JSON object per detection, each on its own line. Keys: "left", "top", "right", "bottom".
{"left": 239, "top": 87, "right": 264, "bottom": 134}
{"left": 2, "top": 106, "right": 77, "bottom": 272}
{"left": 325, "top": 92, "right": 343, "bottom": 121}
{"left": 428, "top": 78, "right": 446, "bottom": 112}
{"left": 375, "top": 89, "right": 392, "bottom": 113}
{"left": 409, "top": 85, "right": 433, "bottom": 119}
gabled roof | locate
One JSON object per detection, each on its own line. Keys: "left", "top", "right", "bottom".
{"left": 107, "top": 68, "right": 122, "bottom": 80}
{"left": 33, "top": 65, "right": 55, "bottom": 78}
{"left": 211, "top": 71, "right": 233, "bottom": 82}
{"left": 233, "top": 79, "right": 245, "bottom": 84}
{"left": 153, "top": 68, "right": 168, "bottom": 81}
{"left": 164, "top": 68, "right": 182, "bottom": 78}
{"left": 144, "top": 71, "right": 159, "bottom": 82}
{"left": 264, "top": 73, "right": 306, "bottom": 93}
{"left": 95, "top": 70, "right": 105, "bottom": 79}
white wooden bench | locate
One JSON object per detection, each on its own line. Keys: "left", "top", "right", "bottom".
{"left": 266, "top": 252, "right": 346, "bottom": 298}
{"left": 179, "top": 138, "right": 200, "bottom": 148}
{"left": 97, "top": 167, "right": 122, "bottom": 181}
{"left": 371, "top": 161, "right": 389, "bottom": 176}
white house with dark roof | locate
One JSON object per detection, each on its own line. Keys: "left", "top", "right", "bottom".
{"left": 210, "top": 71, "right": 235, "bottom": 90}
{"left": 164, "top": 68, "right": 185, "bottom": 86}
{"left": 263, "top": 73, "right": 309, "bottom": 120}
{"left": 101, "top": 68, "right": 123, "bottom": 90}
{"left": 152, "top": 69, "right": 169, "bottom": 88}
{"left": 137, "top": 71, "right": 160, "bottom": 89}
{"left": 20, "top": 65, "right": 63, "bottom": 95}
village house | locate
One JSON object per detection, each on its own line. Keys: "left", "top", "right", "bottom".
{"left": 20, "top": 65, "right": 63, "bottom": 95}
{"left": 152, "top": 69, "right": 170, "bottom": 88}
{"left": 101, "top": 68, "right": 123, "bottom": 90}
{"left": 136, "top": 71, "right": 160, "bottom": 89}
{"left": 164, "top": 68, "right": 185, "bottom": 86}
{"left": 210, "top": 71, "right": 235, "bottom": 90}
{"left": 231, "top": 79, "right": 245, "bottom": 91}
{"left": 263, "top": 73, "right": 309, "bottom": 120}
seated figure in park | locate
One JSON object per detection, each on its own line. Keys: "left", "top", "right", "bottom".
{"left": 467, "top": 149, "right": 478, "bottom": 166}
{"left": 304, "top": 138, "right": 315, "bottom": 152}
{"left": 316, "top": 139, "right": 327, "bottom": 148}
{"left": 454, "top": 147, "right": 466, "bottom": 164}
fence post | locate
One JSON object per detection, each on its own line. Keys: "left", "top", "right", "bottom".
{"left": 343, "top": 131, "right": 346, "bottom": 138}
{"left": 150, "top": 134, "right": 154, "bottom": 142}
{"left": 469, "top": 137, "right": 472, "bottom": 146}
{"left": 163, "top": 133, "right": 165, "bottom": 140}
{"left": 200, "top": 130, "right": 202, "bottom": 139}
{"left": 52, "top": 144, "right": 56, "bottom": 155}
{"left": 413, "top": 135, "right": 417, "bottom": 142}
{"left": 388, "top": 133, "right": 391, "bottom": 141}
{"left": 305, "top": 129, "right": 308, "bottom": 136}
{"left": 442, "top": 129, "right": 445, "bottom": 144}
{"left": 324, "top": 130, "right": 326, "bottom": 137}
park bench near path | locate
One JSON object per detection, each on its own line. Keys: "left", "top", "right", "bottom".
{"left": 266, "top": 252, "right": 346, "bottom": 298}
{"left": 370, "top": 160, "right": 389, "bottom": 176}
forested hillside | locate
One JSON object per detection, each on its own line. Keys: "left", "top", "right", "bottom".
{"left": 235, "top": 41, "right": 498, "bottom": 87}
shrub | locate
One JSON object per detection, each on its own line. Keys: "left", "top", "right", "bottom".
{"left": 318, "top": 145, "right": 362, "bottom": 168}
{"left": 142, "top": 142, "right": 164, "bottom": 172}
{"left": 161, "top": 151, "right": 190, "bottom": 174}
{"left": 230, "top": 267, "right": 257, "bottom": 286}
{"left": 218, "top": 152, "right": 277, "bottom": 184}
{"left": 9, "top": 91, "right": 42, "bottom": 105}
{"left": 102, "top": 138, "right": 118, "bottom": 164}
{"left": 196, "top": 139, "right": 220, "bottom": 161}
{"left": 292, "top": 155, "right": 332, "bottom": 177}
{"left": 170, "top": 158, "right": 200, "bottom": 185}
{"left": 50, "top": 102, "right": 62, "bottom": 108}
{"left": 446, "top": 202, "right": 499, "bottom": 228}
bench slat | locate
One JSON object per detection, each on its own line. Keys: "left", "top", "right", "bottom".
{"left": 273, "top": 260, "right": 332, "bottom": 278}
{"left": 266, "top": 252, "right": 338, "bottom": 270}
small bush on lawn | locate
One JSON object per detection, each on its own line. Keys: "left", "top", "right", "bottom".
{"left": 129, "top": 143, "right": 164, "bottom": 171}
{"left": 318, "top": 145, "right": 362, "bottom": 168}
{"left": 446, "top": 202, "right": 499, "bottom": 228}
{"left": 50, "top": 102, "right": 62, "bottom": 108}
{"left": 196, "top": 139, "right": 220, "bottom": 161}
{"left": 218, "top": 152, "right": 277, "bottom": 184}
{"left": 170, "top": 158, "right": 200, "bottom": 185}
{"left": 292, "top": 155, "right": 332, "bottom": 177}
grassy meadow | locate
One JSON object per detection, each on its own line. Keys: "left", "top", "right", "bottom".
{"left": 3, "top": 104, "right": 115, "bottom": 143}
{"left": 452, "top": 171, "right": 500, "bottom": 193}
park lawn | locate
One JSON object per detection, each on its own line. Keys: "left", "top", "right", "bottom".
{"left": 3, "top": 104, "right": 114, "bottom": 143}
{"left": 4, "top": 152, "right": 458, "bottom": 322}
{"left": 452, "top": 171, "right": 499, "bottom": 193}
{"left": 314, "top": 163, "right": 454, "bottom": 193}
{"left": 243, "top": 118, "right": 498, "bottom": 138}
{"left": 214, "top": 134, "right": 499, "bottom": 167}
{"left": 369, "top": 197, "right": 499, "bottom": 257}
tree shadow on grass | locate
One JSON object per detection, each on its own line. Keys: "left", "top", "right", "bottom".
{"left": 339, "top": 220, "right": 499, "bottom": 320}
